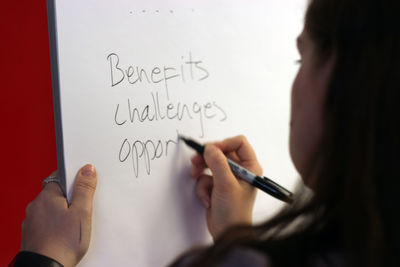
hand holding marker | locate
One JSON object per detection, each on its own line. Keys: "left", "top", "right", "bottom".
{"left": 179, "top": 135, "right": 293, "bottom": 204}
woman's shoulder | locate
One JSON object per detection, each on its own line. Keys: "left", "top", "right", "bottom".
{"left": 172, "top": 247, "right": 271, "bottom": 267}
{"left": 216, "top": 247, "right": 272, "bottom": 267}
{"left": 308, "top": 251, "right": 345, "bottom": 267}
{"left": 173, "top": 247, "right": 344, "bottom": 267}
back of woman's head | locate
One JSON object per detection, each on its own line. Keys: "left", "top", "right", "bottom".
{"left": 306, "top": 0, "right": 400, "bottom": 266}
{"left": 174, "top": 1, "right": 400, "bottom": 267}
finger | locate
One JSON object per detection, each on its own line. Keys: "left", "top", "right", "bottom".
{"left": 41, "top": 170, "right": 64, "bottom": 196}
{"left": 225, "top": 150, "right": 261, "bottom": 178}
{"left": 217, "top": 135, "right": 257, "bottom": 162}
{"left": 36, "top": 170, "right": 67, "bottom": 209}
{"left": 190, "top": 160, "right": 206, "bottom": 178}
{"left": 216, "top": 136, "right": 262, "bottom": 174}
{"left": 195, "top": 175, "right": 213, "bottom": 208}
{"left": 25, "top": 201, "right": 34, "bottom": 218}
{"left": 42, "top": 182, "right": 64, "bottom": 198}
{"left": 191, "top": 154, "right": 206, "bottom": 167}
{"left": 190, "top": 165, "right": 206, "bottom": 178}
{"left": 71, "top": 164, "right": 97, "bottom": 214}
{"left": 190, "top": 155, "right": 207, "bottom": 178}
{"left": 203, "top": 144, "right": 238, "bottom": 188}
{"left": 48, "top": 170, "right": 58, "bottom": 180}
{"left": 226, "top": 151, "right": 240, "bottom": 163}
{"left": 191, "top": 144, "right": 239, "bottom": 169}
{"left": 190, "top": 146, "right": 240, "bottom": 179}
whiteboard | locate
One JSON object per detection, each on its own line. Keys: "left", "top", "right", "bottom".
{"left": 47, "top": 0, "right": 305, "bottom": 266}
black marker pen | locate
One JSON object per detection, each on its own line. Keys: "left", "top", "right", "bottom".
{"left": 179, "top": 135, "right": 293, "bottom": 204}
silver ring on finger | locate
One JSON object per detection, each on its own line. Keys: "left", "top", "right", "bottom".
{"left": 42, "top": 175, "right": 60, "bottom": 188}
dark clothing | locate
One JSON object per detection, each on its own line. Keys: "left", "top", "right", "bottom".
{"left": 174, "top": 247, "right": 343, "bottom": 267}
{"left": 10, "top": 251, "right": 63, "bottom": 267}
{"left": 10, "top": 249, "right": 343, "bottom": 267}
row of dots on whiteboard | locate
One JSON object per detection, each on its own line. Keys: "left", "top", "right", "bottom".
{"left": 129, "top": 9, "right": 195, "bottom": 14}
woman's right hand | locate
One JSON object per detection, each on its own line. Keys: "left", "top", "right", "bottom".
{"left": 190, "top": 135, "right": 263, "bottom": 239}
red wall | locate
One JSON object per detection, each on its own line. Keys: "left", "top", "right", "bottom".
{"left": 0, "top": 1, "right": 57, "bottom": 265}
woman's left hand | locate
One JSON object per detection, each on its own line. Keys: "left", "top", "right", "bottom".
{"left": 20, "top": 164, "right": 97, "bottom": 267}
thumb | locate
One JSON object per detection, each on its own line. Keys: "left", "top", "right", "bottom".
{"left": 204, "top": 145, "right": 237, "bottom": 189}
{"left": 71, "top": 164, "right": 97, "bottom": 213}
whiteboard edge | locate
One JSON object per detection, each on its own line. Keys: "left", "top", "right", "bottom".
{"left": 46, "top": 0, "right": 68, "bottom": 202}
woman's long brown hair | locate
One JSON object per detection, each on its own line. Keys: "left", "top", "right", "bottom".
{"left": 171, "top": 0, "right": 400, "bottom": 266}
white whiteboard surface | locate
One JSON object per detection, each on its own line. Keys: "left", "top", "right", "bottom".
{"left": 47, "top": 0, "right": 306, "bottom": 266}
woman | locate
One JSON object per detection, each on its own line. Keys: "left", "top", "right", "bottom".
{"left": 11, "top": 0, "right": 399, "bottom": 266}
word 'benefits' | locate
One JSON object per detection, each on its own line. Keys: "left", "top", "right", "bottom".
{"left": 107, "top": 52, "right": 209, "bottom": 99}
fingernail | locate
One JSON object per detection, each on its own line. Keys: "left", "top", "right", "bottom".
{"left": 81, "top": 164, "right": 95, "bottom": 177}
{"left": 201, "top": 197, "right": 210, "bottom": 209}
